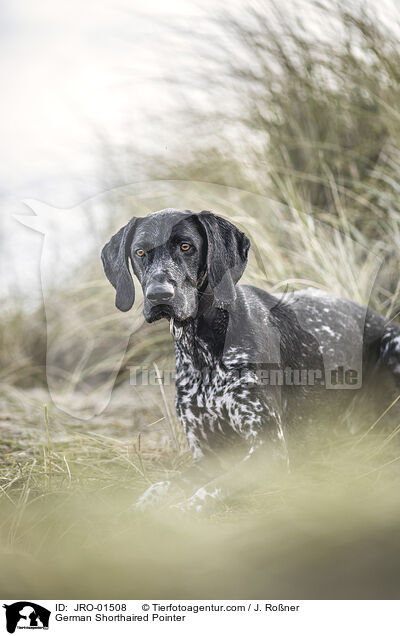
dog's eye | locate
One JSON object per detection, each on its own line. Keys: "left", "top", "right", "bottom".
{"left": 180, "top": 243, "right": 192, "bottom": 252}
{"left": 135, "top": 249, "right": 145, "bottom": 257}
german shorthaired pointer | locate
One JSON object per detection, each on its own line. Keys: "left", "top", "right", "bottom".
{"left": 101, "top": 208, "right": 400, "bottom": 510}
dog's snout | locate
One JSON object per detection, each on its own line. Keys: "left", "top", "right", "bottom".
{"left": 146, "top": 282, "right": 175, "bottom": 303}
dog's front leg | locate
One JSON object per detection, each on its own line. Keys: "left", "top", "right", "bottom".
{"left": 135, "top": 480, "right": 173, "bottom": 510}
{"left": 173, "top": 429, "right": 289, "bottom": 514}
{"left": 134, "top": 453, "right": 226, "bottom": 510}
{"left": 136, "top": 393, "right": 289, "bottom": 513}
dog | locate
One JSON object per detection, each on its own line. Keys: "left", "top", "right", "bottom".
{"left": 101, "top": 208, "right": 400, "bottom": 510}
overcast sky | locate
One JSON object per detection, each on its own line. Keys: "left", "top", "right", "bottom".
{"left": 0, "top": 0, "right": 227, "bottom": 298}
{"left": 2, "top": 0, "right": 398, "bottom": 200}
{"left": 1, "top": 0, "right": 398, "bottom": 299}
{"left": 0, "top": 0, "right": 222, "bottom": 203}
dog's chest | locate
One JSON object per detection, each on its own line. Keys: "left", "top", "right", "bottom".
{"left": 174, "top": 344, "right": 267, "bottom": 457}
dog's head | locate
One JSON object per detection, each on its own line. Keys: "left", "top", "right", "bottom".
{"left": 101, "top": 208, "right": 250, "bottom": 324}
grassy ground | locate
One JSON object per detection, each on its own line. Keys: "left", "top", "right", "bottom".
{"left": 2, "top": 0, "right": 400, "bottom": 599}
{"left": 2, "top": 382, "right": 400, "bottom": 598}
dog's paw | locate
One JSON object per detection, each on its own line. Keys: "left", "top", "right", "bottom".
{"left": 171, "top": 486, "right": 223, "bottom": 514}
{"left": 135, "top": 480, "right": 171, "bottom": 511}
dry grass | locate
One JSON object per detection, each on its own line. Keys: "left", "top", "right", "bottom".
{"left": 2, "top": 387, "right": 400, "bottom": 598}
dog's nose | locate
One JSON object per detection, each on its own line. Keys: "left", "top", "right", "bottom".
{"left": 146, "top": 282, "right": 175, "bottom": 303}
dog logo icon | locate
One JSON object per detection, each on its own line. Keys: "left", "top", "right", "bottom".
{"left": 3, "top": 602, "right": 50, "bottom": 633}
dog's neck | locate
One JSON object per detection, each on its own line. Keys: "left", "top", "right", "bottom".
{"left": 172, "top": 300, "right": 229, "bottom": 369}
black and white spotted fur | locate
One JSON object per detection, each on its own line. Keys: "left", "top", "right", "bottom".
{"left": 101, "top": 208, "right": 400, "bottom": 511}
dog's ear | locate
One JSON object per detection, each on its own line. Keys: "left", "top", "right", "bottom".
{"left": 101, "top": 217, "right": 138, "bottom": 311}
{"left": 197, "top": 210, "right": 250, "bottom": 306}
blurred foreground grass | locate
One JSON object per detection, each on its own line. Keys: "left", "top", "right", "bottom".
{"left": 1, "top": 383, "right": 400, "bottom": 599}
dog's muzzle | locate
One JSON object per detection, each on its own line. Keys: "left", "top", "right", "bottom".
{"left": 145, "top": 282, "right": 176, "bottom": 322}
{"left": 146, "top": 282, "right": 175, "bottom": 303}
